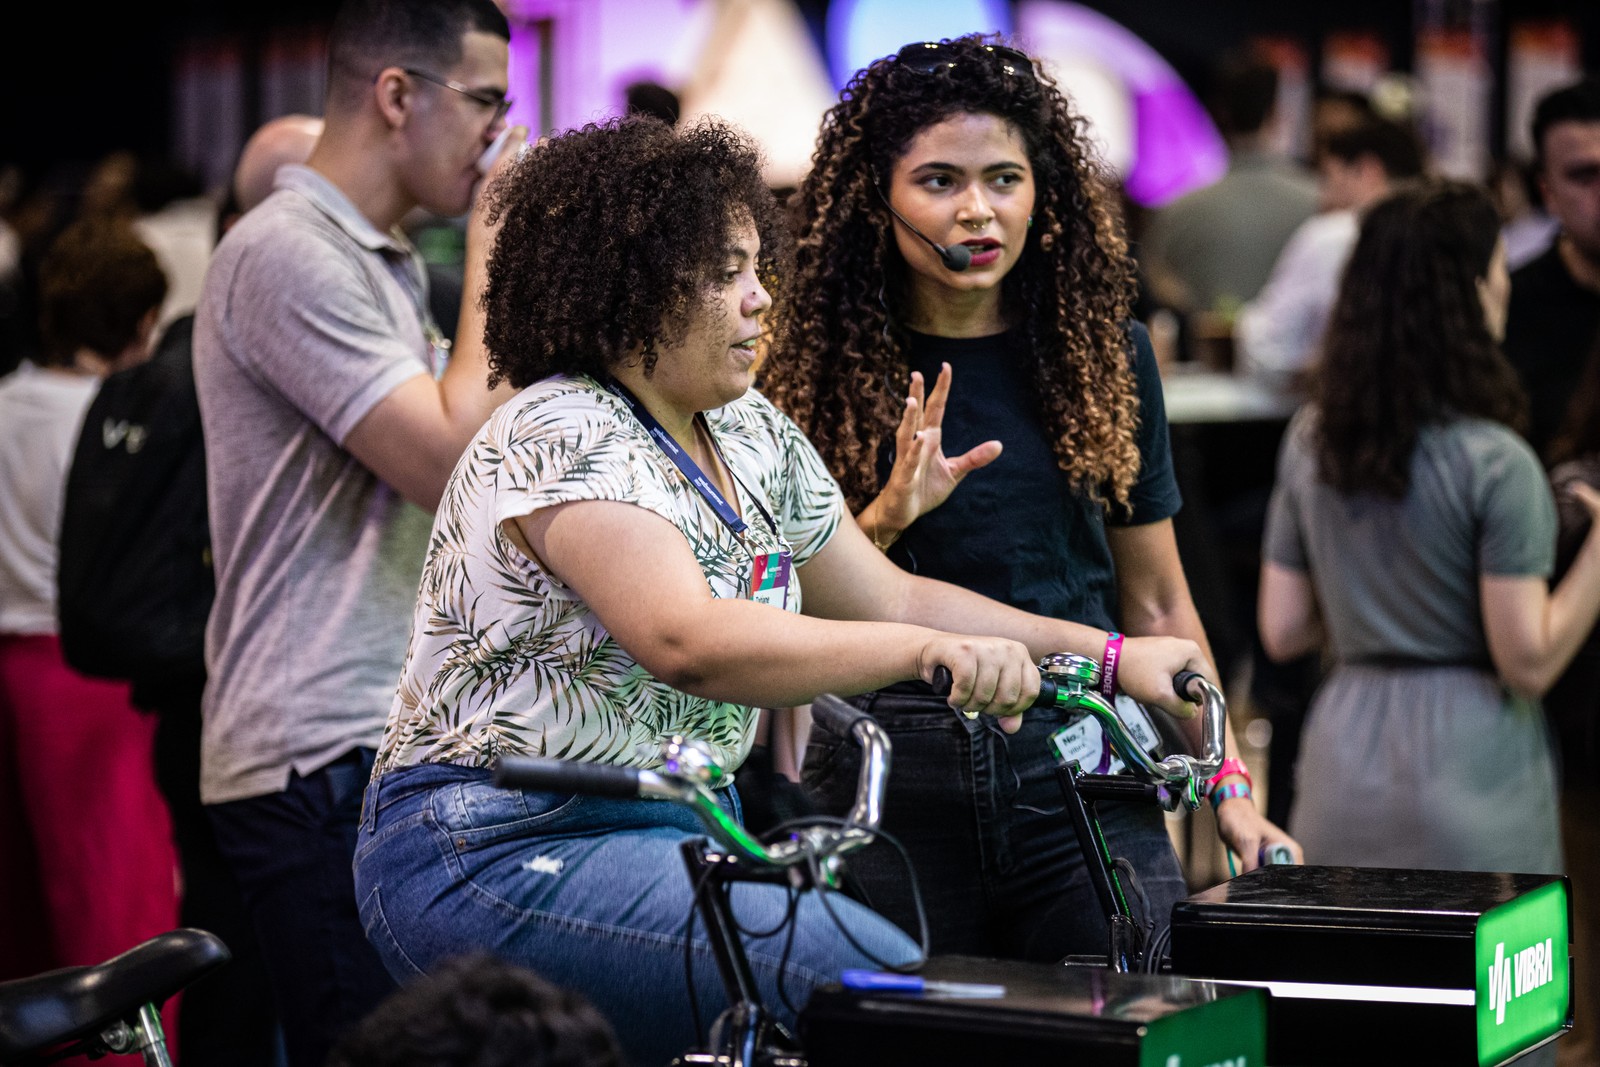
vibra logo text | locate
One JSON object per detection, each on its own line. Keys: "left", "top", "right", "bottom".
{"left": 1487, "top": 939, "right": 1555, "bottom": 1025}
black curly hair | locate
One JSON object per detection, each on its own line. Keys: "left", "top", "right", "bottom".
{"left": 760, "top": 33, "right": 1142, "bottom": 514}
{"left": 324, "top": 950, "right": 624, "bottom": 1067}
{"left": 1313, "top": 178, "right": 1526, "bottom": 496}
{"left": 480, "top": 115, "right": 790, "bottom": 389}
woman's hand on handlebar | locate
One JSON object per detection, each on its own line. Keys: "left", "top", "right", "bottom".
{"left": 1216, "top": 802, "right": 1303, "bottom": 872}
{"left": 917, "top": 635, "right": 1039, "bottom": 732}
{"left": 1116, "top": 636, "right": 1214, "bottom": 719}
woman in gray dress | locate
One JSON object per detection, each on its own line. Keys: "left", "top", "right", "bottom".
{"left": 1257, "top": 179, "right": 1600, "bottom": 873}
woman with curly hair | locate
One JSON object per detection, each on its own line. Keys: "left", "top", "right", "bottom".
{"left": 760, "top": 34, "right": 1295, "bottom": 963}
{"left": 352, "top": 114, "right": 1210, "bottom": 1065}
{"left": 1259, "top": 178, "right": 1600, "bottom": 874}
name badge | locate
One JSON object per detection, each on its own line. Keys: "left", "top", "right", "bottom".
{"left": 749, "top": 550, "right": 793, "bottom": 610}
{"left": 1048, "top": 693, "right": 1164, "bottom": 775}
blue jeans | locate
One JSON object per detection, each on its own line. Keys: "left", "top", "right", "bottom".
{"left": 803, "top": 685, "right": 1187, "bottom": 962}
{"left": 354, "top": 763, "right": 918, "bottom": 1067}
{"left": 207, "top": 747, "right": 397, "bottom": 1067}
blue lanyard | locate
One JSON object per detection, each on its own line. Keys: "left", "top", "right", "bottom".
{"left": 604, "top": 378, "right": 775, "bottom": 539}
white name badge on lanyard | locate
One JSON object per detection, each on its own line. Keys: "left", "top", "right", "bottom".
{"left": 749, "top": 550, "right": 793, "bottom": 610}
{"left": 1048, "top": 693, "right": 1164, "bottom": 775}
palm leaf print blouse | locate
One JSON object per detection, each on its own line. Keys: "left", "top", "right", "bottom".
{"left": 373, "top": 375, "right": 843, "bottom": 776}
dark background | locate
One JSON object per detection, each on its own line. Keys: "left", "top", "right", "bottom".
{"left": 5, "top": 0, "right": 1597, "bottom": 182}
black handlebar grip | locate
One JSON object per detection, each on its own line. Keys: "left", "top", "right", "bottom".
{"left": 810, "top": 693, "right": 870, "bottom": 736}
{"left": 1173, "top": 670, "right": 1205, "bottom": 703}
{"left": 492, "top": 756, "right": 641, "bottom": 798}
{"left": 931, "top": 665, "right": 1058, "bottom": 709}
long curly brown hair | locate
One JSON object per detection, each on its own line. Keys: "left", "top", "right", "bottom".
{"left": 480, "top": 115, "right": 789, "bottom": 388}
{"left": 1312, "top": 178, "right": 1526, "bottom": 496}
{"left": 760, "top": 33, "right": 1141, "bottom": 514}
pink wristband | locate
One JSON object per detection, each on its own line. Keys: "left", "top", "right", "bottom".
{"left": 1099, "top": 632, "right": 1123, "bottom": 699}
{"left": 1205, "top": 757, "right": 1253, "bottom": 795}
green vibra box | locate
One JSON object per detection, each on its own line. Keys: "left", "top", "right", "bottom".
{"left": 1476, "top": 879, "right": 1571, "bottom": 1066}
{"left": 801, "top": 955, "right": 1267, "bottom": 1067}
{"left": 1170, "top": 866, "right": 1573, "bottom": 1066}
{"left": 1139, "top": 986, "right": 1268, "bottom": 1067}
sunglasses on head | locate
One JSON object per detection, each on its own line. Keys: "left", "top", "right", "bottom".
{"left": 892, "top": 41, "right": 1037, "bottom": 81}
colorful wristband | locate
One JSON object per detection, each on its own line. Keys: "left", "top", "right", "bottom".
{"left": 1209, "top": 781, "right": 1253, "bottom": 810}
{"left": 1205, "top": 757, "right": 1252, "bottom": 794}
{"left": 1099, "top": 632, "right": 1123, "bottom": 699}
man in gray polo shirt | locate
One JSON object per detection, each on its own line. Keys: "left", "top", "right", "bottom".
{"left": 192, "top": 1, "right": 522, "bottom": 1062}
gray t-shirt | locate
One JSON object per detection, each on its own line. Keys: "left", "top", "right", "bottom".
{"left": 1142, "top": 151, "right": 1320, "bottom": 312}
{"left": 1263, "top": 408, "right": 1555, "bottom": 665}
{"left": 193, "top": 165, "right": 440, "bottom": 804}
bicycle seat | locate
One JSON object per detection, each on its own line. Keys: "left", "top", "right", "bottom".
{"left": 0, "top": 928, "right": 230, "bottom": 1059}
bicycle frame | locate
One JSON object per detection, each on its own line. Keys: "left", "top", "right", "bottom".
{"left": 1036, "top": 654, "right": 1227, "bottom": 974}
{"left": 494, "top": 694, "right": 890, "bottom": 1067}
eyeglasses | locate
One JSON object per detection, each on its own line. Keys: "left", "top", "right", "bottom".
{"left": 893, "top": 41, "right": 1037, "bottom": 82}
{"left": 403, "top": 68, "right": 513, "bottom": 124}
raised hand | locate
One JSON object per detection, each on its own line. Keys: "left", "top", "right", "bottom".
{"left": 857, "top": 362, "right": 1003, "bottom": 549}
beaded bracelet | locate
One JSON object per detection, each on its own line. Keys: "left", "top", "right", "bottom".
{"left": 1209, "top": 781, "right": 1253, "bottom": 810}
{"left": 1099, "top": 632, "right": 1123, "bottom": 699}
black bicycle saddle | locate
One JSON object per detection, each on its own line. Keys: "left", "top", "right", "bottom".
{"left": 0, "top": 928, "right": 230, "bottom": 1060}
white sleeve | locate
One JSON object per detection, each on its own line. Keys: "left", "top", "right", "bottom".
{"left": 1235, "top": 214, "right": 1355, "bottom": 377}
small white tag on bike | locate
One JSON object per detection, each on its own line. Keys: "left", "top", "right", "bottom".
{"left": 1048, "top": 694, "right": 1162, "bottom": 774}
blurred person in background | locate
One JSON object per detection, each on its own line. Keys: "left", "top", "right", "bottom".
{"left": 57, "top": 113, "right": 325, "bottom": 1067}
{"left": 1141, "top": 46, "right": 1318, "bottom": 323}
{"left": 1307, "top": 87, "right": 1375, "bottom": 169}
{"left": 1233, "top": 114, "right": 1426, "bottom": 385}
{"left": 1541, "top": 327, "right": 1600, "bottom": 1067}
{"left": 1491, "top": 155, "right": 1559, "bottom": 271}
{"left": 0, "top": 219, "right": 179, "bottom": 1040}
{"left": 1259, "top": 181, "right": 1600, "bottom": 888}
{"left": 1502, "top": 78, "right": 1600, "bottom": 460}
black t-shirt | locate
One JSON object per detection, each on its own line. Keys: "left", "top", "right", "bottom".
{"left": 1502, "top": 244, "right": 1600, "bottom": 458}
{"left": 882, "top": 320, "right": 1181, "bottom": 631}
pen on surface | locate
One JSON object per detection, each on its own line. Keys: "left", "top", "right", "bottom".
{"left": 840, "top": 970, "right": 1006, "bottom": 998}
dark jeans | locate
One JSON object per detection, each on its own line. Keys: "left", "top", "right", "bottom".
{"left": 207, "top": 748, "right": 397, "bottom": 1067}
{"left": 150, "top": 699, "right": 282, "bottom": 1067}
{"left": 803, "top": 685, "right": 1188, "bottom": 962}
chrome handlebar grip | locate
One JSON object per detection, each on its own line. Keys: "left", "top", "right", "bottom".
{"left": 1039, "top": 654, "right": 1227, "bottom": 808}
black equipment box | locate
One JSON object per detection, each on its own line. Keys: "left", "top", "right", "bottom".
{"left": 1169, "top": 865, "right": 1571, "bottom": 1066}
{"left": 800, "top": 954, "right": 1266, "bottom": 1066}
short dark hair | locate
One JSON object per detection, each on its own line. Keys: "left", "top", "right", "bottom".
{"left": 480, "top": 114, "right": 788, "bottom": 388}
{"left": 327, "top": 0, "right": 510, "bottom": 102}
{"left": 37, "top": 219, "right": 167, "bottom": 368}
{"left": 325, "top": 952, "right": 624, "bottom": 1067}
{"left": 1207, "top": 49, "right": 1279, "bottom": 138}
{"left": 624, "top": 80, "right": 681, "bottom": 126}
{"left": 1532, "top": 78, "right": 1600, "bottom": 170}
{"left": 1323, "top": 116, "right": 1426, "bottom": 180}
